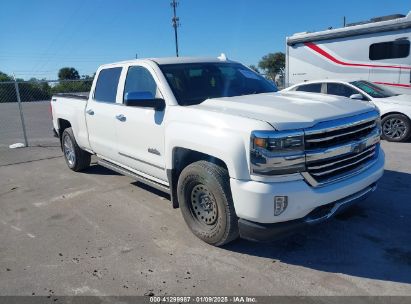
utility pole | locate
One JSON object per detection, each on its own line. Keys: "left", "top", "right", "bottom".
{"left": 171, "top": 0, "right": 180, "bottom": 57}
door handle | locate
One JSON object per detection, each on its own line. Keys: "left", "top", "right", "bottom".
{"left": 86, "top": 109, "right": 94, "bottom": 115}
{"left": 116, "top": 114, "right": 126, "bottom": 122}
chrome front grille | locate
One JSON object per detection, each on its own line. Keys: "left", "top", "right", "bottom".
{"left": 302, "top": 111, "right": 381, "bottom": 187}
{"left": 306, "top": 144, "right": 378, "bottom": 183}
{"left": 305, "top": 119, "right": 376, "bottom": 150}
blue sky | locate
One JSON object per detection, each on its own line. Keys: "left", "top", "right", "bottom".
{"left": 0, "top": 0, "right": 410, "bottom": 80}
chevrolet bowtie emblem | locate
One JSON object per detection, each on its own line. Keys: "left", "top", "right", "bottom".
{"left": 352, "top": 142, "right": 367, "bottom": 154}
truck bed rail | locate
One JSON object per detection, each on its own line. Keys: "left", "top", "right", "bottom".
{"left": 52, "top": 93, "right": 89, "bottom": 100}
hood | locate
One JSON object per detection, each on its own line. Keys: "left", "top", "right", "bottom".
{"left": 191, "top": 91, "right": 376, "bottom": 130}
{"left": 376, "top": 94, "right": 411, "bottom": 106}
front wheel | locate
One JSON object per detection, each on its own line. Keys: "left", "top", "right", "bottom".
{"left": 62, "top": 127, "right": 91, "bottom": 171}
{"left": 381, "top": 114, "right": 411, "bottom": 142}
{"left": 177, "top": 161, "right": 239, "bottom": 246}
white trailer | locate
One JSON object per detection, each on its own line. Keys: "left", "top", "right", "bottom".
{"left": 286, "top": 12, "right": 411, "bottom": 95}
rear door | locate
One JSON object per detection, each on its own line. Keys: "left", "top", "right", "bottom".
{"left": 115, "top": 64, "right": 167, "bottom": 182}
{"left": 86, "top": 67, "right": 122, "bottom": 162}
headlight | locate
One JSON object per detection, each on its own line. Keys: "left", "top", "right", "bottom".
{"left": 250, "top": 130, "right": 305, "bottom": 176}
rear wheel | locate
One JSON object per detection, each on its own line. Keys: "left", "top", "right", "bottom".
{"left": 177, "top": 161, "right": 239, "bottom": 246}
{"left": 381, "top": 114, "right": 411, "bottom": 142}
{"left": 62, "top": 127, "right": 91, "bottom": 171}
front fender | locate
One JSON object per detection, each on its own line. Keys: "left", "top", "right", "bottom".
{"left": 165, "top": 122, "right": 251, "bottom": 180}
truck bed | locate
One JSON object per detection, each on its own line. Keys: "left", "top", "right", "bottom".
{"left": 51, "top": 93, "right": 90, "bottom": 150}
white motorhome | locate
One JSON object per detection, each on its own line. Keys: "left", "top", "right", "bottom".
{"left": 286, "top": 12, "right": 411, "bottom": 95}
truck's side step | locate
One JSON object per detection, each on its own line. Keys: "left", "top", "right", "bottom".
{"left": 97, "top": 158, "right": 170, "bottom": 194}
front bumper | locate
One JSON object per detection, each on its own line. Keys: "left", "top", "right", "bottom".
{"left": 238, "top": 183, "right": 376, "bottom": 241}
{"left": 230, "top": 147, "right": 384, "bottom": 227}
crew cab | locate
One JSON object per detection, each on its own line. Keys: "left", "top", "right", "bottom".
{"left": 51, "top": 57, "right": 385, "bottom": 246}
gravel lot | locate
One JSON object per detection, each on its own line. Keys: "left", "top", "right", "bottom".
{"left": 0, "top": 141, "right": 410, "bottom": 297}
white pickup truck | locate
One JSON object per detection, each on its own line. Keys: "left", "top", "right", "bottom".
{"left": 51, "top": 56, "right": 385, "bottom": 246}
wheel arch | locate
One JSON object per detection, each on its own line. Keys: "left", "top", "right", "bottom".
{"left": 381, "top": 111, "right": 410, "bottom": 120}
{"left": 57, "top": 119, "right": 72, "bottom": 148}
{"left": 167, "top": 147, "right": 229, "bottom": 209}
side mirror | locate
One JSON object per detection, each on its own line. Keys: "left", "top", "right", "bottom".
{"left": 349, "top": 93, "right": 364, "bottom": 100}
{"left": 124, "top": 91, "right": 165, "bottom": 111}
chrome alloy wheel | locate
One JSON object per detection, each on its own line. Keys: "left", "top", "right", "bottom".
{"left": 63, "top": 135, "right": 76, "bottom": 166}
{"left": 190, "top": 184, "right": 218, "bottom": 225}
{"left": 383, "top": 118, "right": 407, "bottom": 140}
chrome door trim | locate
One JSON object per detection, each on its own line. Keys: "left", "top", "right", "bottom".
{"left": 118, "top": 152, "right": 165, "bottom": 170}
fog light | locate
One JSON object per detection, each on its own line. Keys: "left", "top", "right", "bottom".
{"left": 274, "top": 196, "right": 288, "bottom": 216}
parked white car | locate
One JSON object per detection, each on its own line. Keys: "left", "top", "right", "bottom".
{"left": 51, "top": 57, "right": 384, "bottom": 246}
{"left": 283, "top": 80, "right": 411, "bottom": 142}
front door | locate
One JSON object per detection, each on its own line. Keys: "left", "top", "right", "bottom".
{"left": 115, "top": 65, "right": 167, "bottom": 182}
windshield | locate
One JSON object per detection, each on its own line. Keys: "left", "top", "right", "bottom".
{"left": 158, "top": 62, "right": 278, "bottom": 105}
{"left": 350, "top": 80, "right": 398, "bottom": 98}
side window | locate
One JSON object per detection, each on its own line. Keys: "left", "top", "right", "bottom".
{"left": 94, "top": 67, "right": 122, "bottom": 103}
{"left": 327, "top": 83, "right": 361, "bottom": 98}
{"left": 295, "top": 83, "right": 322, "bottom": 93}
{"left": 369, "top": 39, "right": 410, "bottom": 60}
{"left": 124, "top": 66, "right": 158, "bottom": 101}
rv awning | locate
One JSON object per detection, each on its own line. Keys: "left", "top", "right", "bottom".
{"left": 287, "top": 11, "right": 411, "bottom": 46}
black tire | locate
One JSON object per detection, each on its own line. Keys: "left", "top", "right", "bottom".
{"left": 381, "top": 114, "right": 411, "bottom": 142}
{"left": 177, "top": 161, "right": 239, "bottom": 246}
{"left": 61, "top": 127, "right": 91, "bottom": 172}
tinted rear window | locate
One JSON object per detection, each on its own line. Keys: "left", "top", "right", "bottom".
{"left": 295, "top": 83, "right": 322, "bottom": 93}
{"left": 94, "top": 67, "right": 122, "bottom": 103}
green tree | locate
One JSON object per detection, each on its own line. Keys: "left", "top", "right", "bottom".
{"left": 55, "top": 67, "right": 92, "bottom": 95}
{"left": 258, "top": 52, "right": 285, "bottom": 80}
{"left": 0, "top": 71, "right": 13, "bottom": 82}
{"left": 0, "top": 72, "right": 53, "bottom": 103}
{"left": 58, "top": 67, "right": 80, "bottom": 80}
{"left": 52, "top": 81, "right": 92, "bottom": 94}
{"left": 81, "top": 73, "right": 94, "bottom": 80}
{"left": 14, "top": 77, "right": 51, "bottom": 102}
{"left": 0, "top": 71, "right": 16, "bottom": 103}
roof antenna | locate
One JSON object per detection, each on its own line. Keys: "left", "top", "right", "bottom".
{"left": 218, "top": 53, "right": 227, "bottom": 61}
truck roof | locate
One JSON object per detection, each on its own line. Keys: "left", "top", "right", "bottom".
{"left": 287, "top": 11, "right": 411, "bottom": 46}
{"left": 99, "top": 56, "right": 234, "bottom": 68}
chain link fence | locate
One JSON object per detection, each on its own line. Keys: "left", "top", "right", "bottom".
{"left": 0, "top": 74, "right": 283, "bottom": 151}
{"left": 0, "top": 79, "right": 92, "bottom": 150}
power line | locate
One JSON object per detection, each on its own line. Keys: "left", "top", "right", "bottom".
{"left": 171, "top": 0, "right": 180, "bottom": 57}
{"left": 29, "top": 2, "right": 85, "bottom": 73}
